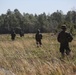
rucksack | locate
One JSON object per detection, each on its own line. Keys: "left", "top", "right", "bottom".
{"left": 67, "top": 33, "right": 73, "bottom": 42}
{"left": 39, "top": 34, "right": 42, "bottom": 39}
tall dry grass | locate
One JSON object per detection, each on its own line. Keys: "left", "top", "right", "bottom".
{"left": 0, "top": 34, "right": 76, "bottom": 75}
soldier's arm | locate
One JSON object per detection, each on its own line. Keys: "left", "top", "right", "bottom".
{"left": 35, "top": 34, "right": 37, "bottom": 40}
{"left": 41, "top": 34, "right": 42, "bottom": 39}
{"left": 57, "top": 33, "right": 61, "bottom": 42}
{"left": 68, "top": 33, "right": 73, "bottom": 42}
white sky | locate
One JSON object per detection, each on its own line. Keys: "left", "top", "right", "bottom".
{"left": 0, "top": 0, "right": 76, "bottom": 15}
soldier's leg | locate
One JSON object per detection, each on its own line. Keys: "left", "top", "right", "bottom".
{"left": 60, "top": 45, "right": 65, "bottom": 58}
{"left": 13, "top": 36, "right": 15, "bottom": 40}
{"left": 65, "top": 45, "right": 71, "bottom": 55}
{"left": 11, "top": 36, "right": 14, "bottom": 41}
{"left": 39, "top": 40, "right": 42, "bottom": 46}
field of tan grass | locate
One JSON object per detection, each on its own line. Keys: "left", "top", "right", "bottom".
{"left": 0, "top": 33, "right": 76, "bottom": 75}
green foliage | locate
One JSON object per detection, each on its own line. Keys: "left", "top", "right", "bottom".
{"left": 0, "top": 9, "right": 76, "bottom": 34}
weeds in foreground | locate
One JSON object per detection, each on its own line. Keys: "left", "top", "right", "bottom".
{"left": 0, "top": 34, "right": 76, "bottom": 75}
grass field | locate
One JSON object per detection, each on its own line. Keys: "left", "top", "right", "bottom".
{"left": 0, "top": 33, "right": 76, "bottom": 75}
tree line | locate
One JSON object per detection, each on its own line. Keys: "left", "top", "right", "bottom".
{"left": 0, "top": 9, "right": 76, "bottom": 34}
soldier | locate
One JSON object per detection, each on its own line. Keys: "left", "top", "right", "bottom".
{"left": 35, "top": 29, "right": 42, "bottom": 47}
{"left": 11, "top": 29, "right": 16, "bottom": 41}
{"left": 57, "top": 25, "right": 73, "bottom": 58}
{"left": 19, "top": 30, "right": 24, "bottom": 37}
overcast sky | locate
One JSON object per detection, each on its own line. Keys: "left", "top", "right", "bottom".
{"left": 0, "top": 0, "right": 76, "bottom": 15}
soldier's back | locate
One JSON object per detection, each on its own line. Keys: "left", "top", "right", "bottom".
{"left": 58, "top": 31, "right": 68, "bottom": 43}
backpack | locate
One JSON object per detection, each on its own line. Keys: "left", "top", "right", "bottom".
{"left": 39, "top": 34, "right": 42, "bottom": 39}
{"left": 67, "top": 33, "right": 73, "bottom": 42}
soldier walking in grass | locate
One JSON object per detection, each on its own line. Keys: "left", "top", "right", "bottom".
{"left": 19, "top": 30, "right": 24, "bottom": 37}
{"left": 35, "top": 29, "right": 42, "bottom": 47}
{"left": 11, "top": 29, "right": 16, "bottom": 41}
{"left": 57, "top": 25, "right": 73, "bottom": 58}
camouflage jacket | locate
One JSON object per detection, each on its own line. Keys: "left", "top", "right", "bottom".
{"left": 57, "top": 31, "right": 73, "bottom": 44}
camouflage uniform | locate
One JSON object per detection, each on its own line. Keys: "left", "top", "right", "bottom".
{"left": 20, "top": 30, "right": 24, "bottom": 37}
{"left": 57, "top": 25, "right": 73, "bottom": 57}
{"left": 11, "top": 30, "right": 16, "bottom": 41}
{"left": 35, "top": 29, "right": 42, "bottom": 47}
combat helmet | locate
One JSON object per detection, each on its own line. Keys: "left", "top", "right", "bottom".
{"left": 61, "top": 25, "right": 66, "bottom": 30}
{"left": 37, "top": 29, "right": 40, "bottom": 33}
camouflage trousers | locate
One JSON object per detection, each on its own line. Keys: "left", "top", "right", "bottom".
{"left": 36, "top": 39, "right": 42, "bottom": 46}
{"left": 60, "top": 43, "right": 71, "bottom": 55}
